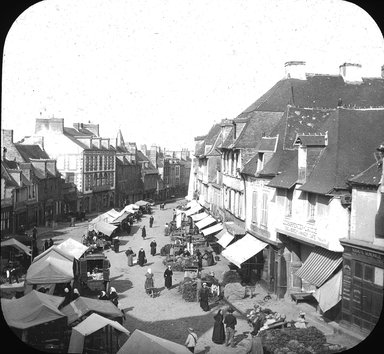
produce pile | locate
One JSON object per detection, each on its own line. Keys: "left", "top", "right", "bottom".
{"left": 260, "top": 327, "right": 346, "bottom": 354}
{"left": 221, "top": 270, "right": 242, "bottom": 287}
{"left": 160, "top": 244, "right": 172, "bottom": 256}
{"left": 162, "top": 255, "right": 197, "bottom": 272}
{"left": 178, "top": 278, "right": 197, "bottom": 302}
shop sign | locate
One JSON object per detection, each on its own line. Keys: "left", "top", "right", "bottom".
{"left": 280, "top": 219, "right": 327, "bottom": 245}
{"left": 351, "top": 247, "right": 384, "bottom": 262}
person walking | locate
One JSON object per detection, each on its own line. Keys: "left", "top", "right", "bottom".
{"left": 164, "top": 265, "right": 173, "bottom": 290}
{"left": 212, "top": 309, "right": 225, "bottom": 344}
{"left": 125, "top": 247, "right": 135, "bottom": 267}
{"left": 150, "top": 240, "right": 157, "bottom": 256}
{"left": 144, "top": 268, "right": 155, "bottom": 296}
{"left": 149, "top": 215, "right": 154, "bottom": 228}
{"left": 44, "top": 239, "right": 49, "bottom": 251}
{"left": 49, "top": 238, "right": 54, "bottom": 247}
{"left": 199, "top": 282, "right": 210, "bottom": 312}
{"left": 224, "top": 308, "right": 237, "bottom": 347}
{"left": 141, "top": 226, "right": 146, "bottom": 240}
{"left": 113, "top": 236, "right": 120, "bottom": 253}
{"left": 109, "top": 287, "right": 119, "bottom": 307}
{"left": 138, "top": 247, "right": 146, "bottom": 267}
{"left": 184, "top": 327, "right": 198, "bottom": 353}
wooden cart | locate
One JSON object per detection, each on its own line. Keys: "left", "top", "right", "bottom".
{"left": 78, "top": 252, "right": 110, "bottom": 293}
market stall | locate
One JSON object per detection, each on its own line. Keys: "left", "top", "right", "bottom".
{"left": 1, "top": 290, "right": 68, "bottom": 352}
{"left": 68, "top": 313, "right": 129, "bottom": 354}
{"left": 61, "top": 296, "right": 124, "bottom": 326}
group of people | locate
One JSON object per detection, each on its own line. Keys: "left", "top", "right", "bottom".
{"left": 98, "top": 286, "right": 119, "bottom": 307}
{"left": 143, "top": 265, "right": 174, "bottom": 296}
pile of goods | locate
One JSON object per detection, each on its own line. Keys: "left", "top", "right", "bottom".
{"left": 162, "top": 255, "right": 197, "bottom": 272}
{"left": 178, "top": 278, "right": 197, "bottom": 302}
{"left": 160, "top": 244, "right": 172, "bottom": 256}
{"left": 221, "top": 270, "right": 242, "bottom": 287}
{"left": 260, "top": 326, "right": 346, "bottom": 354}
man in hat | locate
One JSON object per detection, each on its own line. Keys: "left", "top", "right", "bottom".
{"left": 224, "top": 308, "right": 237, "bottom": 347}
{"left": 184, "top": 327, "right": 197, "bottom": 353}
{"left": 295, "top": 312, "right": 307, "bottom": 328}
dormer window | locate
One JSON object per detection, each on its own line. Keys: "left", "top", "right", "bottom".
{"left": 256, "top": 153, "right": 264, "bottom": 173}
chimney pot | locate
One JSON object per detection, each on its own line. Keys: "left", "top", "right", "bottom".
{"left": 339, "top": 62, "right": 362, "bottom": 83}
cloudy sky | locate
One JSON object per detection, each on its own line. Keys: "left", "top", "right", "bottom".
{"left": 2, "top": 0, "right": 383, "bottom": 150}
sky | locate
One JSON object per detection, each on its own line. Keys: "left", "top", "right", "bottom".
{"left": 2, "top": 0, "right": 384, "bottom": 151}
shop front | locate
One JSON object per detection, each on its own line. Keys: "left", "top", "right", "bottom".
{"left": 339, "top": 239, "right": 384, "bottom": 334}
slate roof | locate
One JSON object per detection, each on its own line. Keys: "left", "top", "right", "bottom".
{"left": 137, "top": 150, "right": 159, "bottom": 174}
{"left": 299, "top": 108, "right": 384, "bottom": 194}
{"left": 1, "top": 161, "right": 19, "bottom": 187}
{"left": 233, "top": 111, "right": 283, "bottom": 149}
{"left": 242, "top": 107, "right": 333, "bottom": 178}
{"left": 259, "top": 137, "right": 278, "bottom": 152}
{"left": 348, "top": 162, "right": 382, "bottom": 187}
{"left": 196, "top": 124, "right": 222, "bottom": 157}
{"left": 14, "top": 144, "right": 50, "bottom": 161}
{"left": 242, "top": 75, "right": 384, "bottom": 113}
{"left": 267, "top": 153, "right": 298, "bottom": 189}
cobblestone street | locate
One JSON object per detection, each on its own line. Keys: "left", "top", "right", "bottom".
{"left": 24, "top": 200, "right": 363, "bottom": 353}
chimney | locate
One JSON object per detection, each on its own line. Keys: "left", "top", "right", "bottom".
{"left": 339, "top": 62, "right": 362, "bottom": 83}
{"left": 3, "top": 147, "right": 7, "bottom": 160}
{"left": 35, "top": 118, "right": 64, "bottom": 134}
{"left": 284, "top": 61, "right": 306, "bottom": 80}
{"left": 381, "top": 65, "right": 384, "bottom": 79}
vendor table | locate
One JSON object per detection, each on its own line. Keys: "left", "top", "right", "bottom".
{"left": 290, "top": 292, "right": 314, "bottom": 305}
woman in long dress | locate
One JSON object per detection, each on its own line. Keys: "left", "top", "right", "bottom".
{"left": 199, "top": 282, "right": 210, "bottom": 311}
{"left": 150, "top": 240, "right": 157, "bottom": 256}
{"left": 212, "top": 309, "right": 225, "bottom": 344}
{"left": 144, "top": 268, "right": 155, "bottom": 295}
{"left": 164, "top": 265, "right": 173, "bottom": 290}
{"left": 138, "top": 248, "right": 146, "bottom": 267}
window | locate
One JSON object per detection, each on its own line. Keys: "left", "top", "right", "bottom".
{"left": 99, "top": 156, "right": 103, "bottom": 170}
{"left": 66, "top": 173, "right": 75, "bottom": 184}
{"left": 354, "top": 262, "right": 363, "bottom": 278}
{"left": 252, "top": 190, "right": 258, "bottom": 223}
{"left": 307, "top": 193, "right": 316, "bottom": 221}
{"left": 257, "top": 153, "right": 264, "bottom": 173}
{"left": 175, "top": 165, "right": 180, "bottom": 176}
{"left": 261, "top": 192, "right": 268, "bottom": 227}
{"left": 286, "top": 188, "right": 293, "bottom": 217}
{"left": 364, "top": 265, "right": 374, "bottom": 283}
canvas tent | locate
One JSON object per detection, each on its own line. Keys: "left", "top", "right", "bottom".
{"left": 135, "top": 200, "right": 150, "bottom": 207}
{"left": 1, "top": 290, "right": 65, "bottom": 329}
{"left": 61, "top": 296, "right": 124, "bottom": 325}
{"left": 1, "top": 238, "right": 31, "bottom": 256}
{"left": 56, "top": 238, "right": 88, "bottom": 260}
{"left": 68, "top": 313, "right": 129, "bottom": 353}
{"left": 26, "top": 246, "right": 74, "bottom": 286}
{"left": 91, "top": 221, "right": 118, "bottom": 236}
{"left": 117, "top": 329, "right": 191, "bottom": 354}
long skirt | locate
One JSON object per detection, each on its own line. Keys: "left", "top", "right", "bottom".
{"left": 212, "top": 322, "right": 225, "bottom": 344}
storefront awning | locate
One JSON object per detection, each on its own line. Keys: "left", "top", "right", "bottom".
{"left": 217, "top": 231, "right": 235, "bottom": 248}
{"left": 184, "top": 204, "right": 203, "bottom": 216}
{"left": 195, "top": 215, "right": 216, "bottom": 230}
{"left": 191, "top": 212, "right": 209, "bottom": 222}
{"left": 295, "top": 247, "right": 342, "bottom": 287}
{"left": 202, "top": 223, "right": 223, "bottom": 236}
{"left": 221, "top": 233, "right": 267, "bottom": 268}
{"left": 314, "top": 270, "right": 342, "bottom": 313}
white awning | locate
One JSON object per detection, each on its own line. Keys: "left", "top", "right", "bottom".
{"left": 217, "top": 231, "right": 234, "bottom": 248}
{"left": 195, "top": 215, "right": 216, "bottom": 230}
{"left": 191, "top": 212, "right": 209, "bottom": 222}
{"left": 202, "top": 223, "right": 223, "bottom": 236}
{"left": 221, "top": 233, "right": 267, "bottom": 268}
{"left": 184, "top": 204, "right": 203, "bottom": 216}
{"left": 314, "top": 270, "right": 342, "bottom": 313}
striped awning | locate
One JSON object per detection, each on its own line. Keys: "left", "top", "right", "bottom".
{"left": 217, "top": 231, "right": 234, "bottom": 248}
{"left": 195, "top": 216, "right": 216, "bottom": 230}
{"left": 295, "top": 247, "right": 343, "bottom": 287}
{"left": 191, "top": 212, "right": 209, "bottom": 222}
{"left": 202, "top": 223, "right": 223, "bottom": 236}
